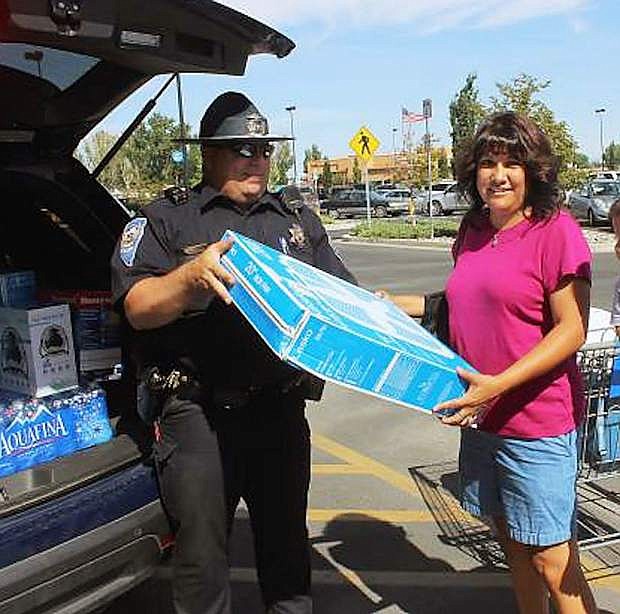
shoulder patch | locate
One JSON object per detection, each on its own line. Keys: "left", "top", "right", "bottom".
{"left": 120, "top": 217, "right": 147, "bottom": 267}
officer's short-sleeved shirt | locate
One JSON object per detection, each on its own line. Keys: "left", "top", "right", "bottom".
{"left": 111, "top": 185, "right": 356, "bottom": 388}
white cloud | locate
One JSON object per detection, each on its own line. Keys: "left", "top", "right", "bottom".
{"left": 568, "top": 15, "right": 590, "bottom": 33}
{"left": 224, "top": 0, "right": 590, "bottom": 31}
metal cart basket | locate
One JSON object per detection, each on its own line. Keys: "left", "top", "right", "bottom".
{"left": 576, "top": 324, "right": 620, "bottom": 551}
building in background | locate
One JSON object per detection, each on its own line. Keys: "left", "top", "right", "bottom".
{"left": 307, "top": 146, "right": 452, "bottom": 189}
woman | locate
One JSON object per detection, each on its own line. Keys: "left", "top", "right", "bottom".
{"left": 390, "top": 112, "right": 597, "bottom": 614}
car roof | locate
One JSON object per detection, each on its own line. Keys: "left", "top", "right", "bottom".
{"left": 0, "top": 0, "right": 295, "bottom": 154}
{"left": 432, "top": 181, "right": 455, "bottom": 189}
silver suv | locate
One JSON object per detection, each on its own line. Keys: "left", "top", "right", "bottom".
{"left": 378, "top": 189, "right": 415, "bottom": 216}
{"left": 418, "top": 181, "right": 456, "bottom": 215}
{"left": 441, "top": 183, "right": 471, "bottom": 215}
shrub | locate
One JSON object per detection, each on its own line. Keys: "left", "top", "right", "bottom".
{"left": 351, "top": 219, "right": 459, "bottom": 239}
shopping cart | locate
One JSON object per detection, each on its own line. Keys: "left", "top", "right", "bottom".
{"left": 576, "top": 317, "right": 620, "bottom": 551}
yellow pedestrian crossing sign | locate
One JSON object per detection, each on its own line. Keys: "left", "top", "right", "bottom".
{"left": 349, "top": 126, "right": 379, "bottom": 162}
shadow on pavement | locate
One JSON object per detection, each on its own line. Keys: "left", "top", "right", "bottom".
{"left": 310, "top": 512, "right": 517, "bottom": 613}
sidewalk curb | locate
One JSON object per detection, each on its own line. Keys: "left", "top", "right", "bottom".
{"left": 331, "top": 232, "right": 616, "bottom": 254}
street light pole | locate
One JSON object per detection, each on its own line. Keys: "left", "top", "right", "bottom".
{"left": 285, "top": 105, "right": 297, "bottom": 185}
{"left": 595, "top": 108, "right": 606, "bottom": 170}
{"left": 176, "top": 73, "right": 189, "bottom": 187}
{"left": 423, "top": 98, "right": 433, "bottom": 238}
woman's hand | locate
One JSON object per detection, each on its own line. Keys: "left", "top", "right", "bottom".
{"left": 433, "top": 367, "right": 503, "bottom": 427}
{"left": 375, "top": 290, "right": 425, "bottom": 317}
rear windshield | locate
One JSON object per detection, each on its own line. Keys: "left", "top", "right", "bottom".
{"left": 0, "top": 43, "right": 99, "bottom": 90}
{"left": 592, "top": 182, "right": 620, "bottom": 196}
{"left": 433, "top": 183, "right": 454, "bottom": 191}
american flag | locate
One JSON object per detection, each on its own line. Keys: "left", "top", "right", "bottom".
{"left": 402, "top": 107, "right": 425, "bottom": 124}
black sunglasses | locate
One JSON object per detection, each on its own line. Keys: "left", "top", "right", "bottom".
{"left": 229, "top": 143, "right": 274, "bottom": 159}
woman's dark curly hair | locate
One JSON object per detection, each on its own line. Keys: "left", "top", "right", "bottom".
{"left": 455, "top": 112, "right": 563, "bottom": 221}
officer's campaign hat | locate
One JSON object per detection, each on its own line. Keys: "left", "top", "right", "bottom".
{"left": 176, "top": 92, "right": 292, "bottom": 144}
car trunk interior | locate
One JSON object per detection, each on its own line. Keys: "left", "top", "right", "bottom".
{"left": 0, "top": 158, "right": 151, "bottom": 518}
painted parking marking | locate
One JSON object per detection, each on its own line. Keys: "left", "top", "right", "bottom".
{"left": 310, "top": 433, "right": 620, "bottom": 595}
{"left": 310, "top": 433, "right": 466, "bottom": 523}
{"left": 309, "top": 509, "right": 435, "bottom": 523}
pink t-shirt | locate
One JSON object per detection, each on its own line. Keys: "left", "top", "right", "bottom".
{"left": 446, "top": 210, "right": 592, "bottom": 438}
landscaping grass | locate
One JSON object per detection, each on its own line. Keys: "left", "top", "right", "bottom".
{"left": 351, "top": 218, "right": 459, "bottom": 239}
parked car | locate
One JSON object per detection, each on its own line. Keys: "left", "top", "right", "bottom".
{"left": 322, "top": 188, "right": 393, "bottom": 218}
{"left": 417, "top": 181, "right": 457, "bottom": 215}
{"left": 298, "top": 185, "right": 320, "bottom": 212}
{"left": 378, "top": 189, "right": 415, "bottom": 216}
{"left": 441, "top": 183, "right": 471, "bottom": 215}
{"left": 588, "top": 171, "right": 620, "bottom": 182}
{"left": 567, "top": 181, "right": 620, "bottom": 225}
{"left": 0, "top": 2, "right": 294, "bottom": 613}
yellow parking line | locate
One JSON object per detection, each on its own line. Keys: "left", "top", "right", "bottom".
{"left": 312, "top": 433, "right": 419, "bottom": 496}
{"left": 312, "top": 433, "right": 468, "bottom": 519}
{"left": 581, "top": 555, "right": 620, "bottom": 590}
{"left": 311, "top": 434, "right": 620, "bottom": 594}
{"left": 308, "top": 508, "right": 436, "bottom": 523}
{"left": 312, "top": 464, "right": 370, "bottom": 475}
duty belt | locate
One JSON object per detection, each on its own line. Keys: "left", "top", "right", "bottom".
{"left": 146, "top": 366, "right": 306, "bottom": 410}
{"left": 146, "top": 366, "right": 192, "bottom": 393}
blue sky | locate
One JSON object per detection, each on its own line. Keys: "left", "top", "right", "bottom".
{"left": 98, "top": 0, "right": 620, "bottom": 171}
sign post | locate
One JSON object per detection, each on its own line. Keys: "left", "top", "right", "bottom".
{"left": 422, "top": 99, "right": 433, "bottom": 239}
{"left": 349, "top": 126, "right": 380, "bottom": 224}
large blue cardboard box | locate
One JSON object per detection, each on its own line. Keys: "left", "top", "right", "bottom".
{"left": 221, "top": 231, "right": 473, "bottom": 413}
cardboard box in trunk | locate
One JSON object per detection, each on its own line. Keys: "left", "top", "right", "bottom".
{"left": 0, "top": 304, "right": 78, "bottom": 397}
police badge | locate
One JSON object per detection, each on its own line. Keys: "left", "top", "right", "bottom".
{"left": 288, "top": 224, "right": 306, "bottom": 249}
{"left": 245, "top": 115, "right": 268, "bottom": 136}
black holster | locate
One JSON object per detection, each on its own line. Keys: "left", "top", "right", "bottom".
{"left": 136, "top": 374, "right": 164, "bottom": 424}
{"left": 137, "top": 365, "right": 198, "bottom": 423}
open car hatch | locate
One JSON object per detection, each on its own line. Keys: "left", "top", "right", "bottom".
{"left": 0, "top": 0, "right": 295, "bottom": 154}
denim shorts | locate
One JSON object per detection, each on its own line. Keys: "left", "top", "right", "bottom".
{"left": 459, "top": 427, "right": 578, "bottom": 546}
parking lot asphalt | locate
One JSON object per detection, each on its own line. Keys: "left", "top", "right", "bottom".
{"left": 107, "top": 231, "right": 620, "bottom": 614}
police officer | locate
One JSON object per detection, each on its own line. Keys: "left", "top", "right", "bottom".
{"left": 111, "top": 92, "right": 356, "bottom": 614}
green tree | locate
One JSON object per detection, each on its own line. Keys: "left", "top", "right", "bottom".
{"left": 268, "top": 141, "right": 293, "bottom": 188}
{"left": 449, "top": 73, "right": 486, "bottom": 166}
{"left": 303, "top": 144, "right": 323, "bottom": 174}
{"left": 573, "top": 152, "right": 590, "bottom": 168}
{"left": 437, "top": 149, "right": 450, "bottom": 179}
{"left": 604, "top": 141, "right": 620, "bottom": 170}
{"left": 77, "top": 130, "right": 139, "bottom": 193}
{"left": 491, "top": 74, "right": 578, "bottom": 185}
{"left": 79, "top": 112, "right": 202, "bottom": 205}
{"left": 352, "top": 157, "right": 362, "bottom": 184}
{"left": 321, "top": 158, "right": 334, "bottom": 189}
{"left": 560, "top": 168, "right": 591, "bottom": 191}
{"left": 123, "top": 113, "right": 187, "bottom": 192}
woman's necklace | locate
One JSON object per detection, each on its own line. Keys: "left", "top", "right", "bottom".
{"left": 489, "top": 209, "right": 529, "bottom": 247}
